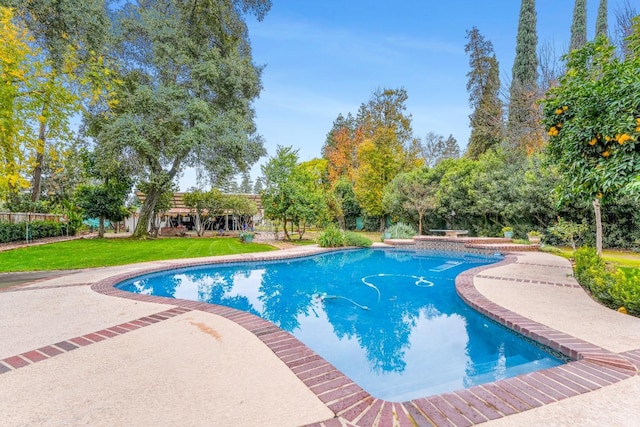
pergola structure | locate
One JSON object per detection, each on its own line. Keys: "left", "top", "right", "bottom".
{"left": 128, "top": 191, "right": 264, "bottom": 234}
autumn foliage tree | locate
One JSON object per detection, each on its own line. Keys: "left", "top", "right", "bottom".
{"left": 2, "top": 0, "right": 111, "bottom": 204}
{"left": 323, "top": 125, "right": 363, "bottom": 184}
{"left": 354, "top": 127, "right": 421, "bottom": 231}
{"left": 0, "top": 6, "right": 33, "bottom": 202}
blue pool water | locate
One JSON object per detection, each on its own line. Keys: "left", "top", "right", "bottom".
{"left": 117, "top": 249, "right": 564, "bottom": 401}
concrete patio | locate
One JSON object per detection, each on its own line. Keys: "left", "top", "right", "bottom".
{"left": 1, "top": 246, "right": 639, "bottom": 426}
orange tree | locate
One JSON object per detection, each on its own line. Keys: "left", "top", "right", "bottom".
{"left": 542, "top": 28, "right": 640, "bottom": 254}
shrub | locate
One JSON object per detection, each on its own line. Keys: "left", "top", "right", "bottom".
{"left": 609, "top": 270, "right": 640, "bottom": 316}
{"left": 317, "top": 226, "right": 345, "bottom": 247}
{"left": 344, "top": 232, "right": 372, "bottom": 247}
{"left": 573, "top": 247, "right": 604, "bottom": 284}
{"left": 573, "top": 246, "right": 639, "bottom": 316}
{"left": 385, "top": 222, "right": 416, "bottom": 239}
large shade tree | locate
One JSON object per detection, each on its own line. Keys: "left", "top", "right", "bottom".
{"left": 90, "top": 0, "right": 270, "bottom": 237}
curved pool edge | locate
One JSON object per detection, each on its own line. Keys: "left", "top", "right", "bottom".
{"left": 91, "top": 247, "right": 639, "bottom": 426}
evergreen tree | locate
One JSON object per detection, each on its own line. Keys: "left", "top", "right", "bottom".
{"left": 253, "top": 177, "right": 263, "bottom": 194}
{"left": 511, "top": 0, "right": 538, "bottom": 88}
{"left": 595, "top": 0, "right": 608, "bottom": 38}
{"left": 239, "top": 171, "right": 253, "bottom": 193}
{"left": 507, "top": 0, "right": 541, "bottom": 153}
{"left": 464, "top": 27, "right": 502, "bottom": 159}
{"left": 570, "top": 0, "right": 588, "bottom": 52}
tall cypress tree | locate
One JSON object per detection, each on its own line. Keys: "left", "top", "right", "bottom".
{"left": 465, "top": 27, "right": 502, "bottom": 159}
{"left": 595, "top": 0, "right": 608, "bottom": 38}
{"left": 507, "top": 0, "right": 540, "bottom": 153}
{"left": 570, "top": 0, "right": 588, "bottom": 51}
{"left": 511, "top": 0, "right": 538, "bottom": 89}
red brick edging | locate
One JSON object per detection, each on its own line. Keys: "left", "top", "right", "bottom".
{"left": 2, "top": 249, "right": 639, "bottom": 426}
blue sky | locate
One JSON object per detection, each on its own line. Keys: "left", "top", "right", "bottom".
{"left": 181, "top": 0, "right": 635, "bottom": 188}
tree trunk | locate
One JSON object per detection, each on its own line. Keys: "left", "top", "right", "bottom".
{"left": 418, "top": 211, "right": 423, "bottom": 236}
{"left": 31, "top": 120, "right": 47, "bottom": 202}
{"left": 282, "top": 218, "right": 290, "bottom": 240}
{"left": 98, "top": 216, "right": 105, "bottom": 238}
{"left": 195, "top": 211, "right": 204, "bottom": 237}
{"left": 133, "top": 187, "right": 161, "bottom": 238}
{"left": 380, "top": 216, "right": 386, "bottom": 233}
{"left": 592, "top": 198, "right": 603, "bottom": 255}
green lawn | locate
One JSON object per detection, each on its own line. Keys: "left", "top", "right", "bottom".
{"left": 0, "top": 237, "right": 276, "bottom": 272}
{"left": 547, "top": 246, "right": 640, "bottom": 269}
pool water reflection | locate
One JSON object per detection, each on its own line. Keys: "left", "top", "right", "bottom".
{"left": 117, "top": 249, "right": 564, "bottom": 401}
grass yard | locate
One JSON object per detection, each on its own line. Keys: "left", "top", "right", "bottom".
{"left": 547, "top": 246, "right": 640, "bottom": 269}
{"left": 0, "top": 237, "right": 276, "bottom": 272}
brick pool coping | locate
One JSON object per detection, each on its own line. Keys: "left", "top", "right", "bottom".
{"left": 2, "top": 249, "right": 639, "bottom": 426}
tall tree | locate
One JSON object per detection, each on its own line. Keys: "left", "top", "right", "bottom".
{"left": 570, "top": 0, "right": 588, "bottom": 52}
{"left": 253, "top": 177, "right": 263, "bottom": 194}
{"left": 595, "top": 0, "right": 608, "bottom": 38}
{"left": 239, "top": 171, "right": 253, "bottom": 193}
{"left": 465, "top": 27, "right": 503, "bottom": 159}
{"left": 507, "top": 0, "right": 541, "bottom": 153}
{"left": 92, "top": 0, "right": 271, "bottom": 238}
{"left": 322, "top": 113, "right": 356, "bottom": 157}
{"left": 323, "top": 125, "right": 364, "bottom": 185}
{"left": 357, "top": 88, "right": 415, "bottom": 146}
{"left": 354, "top": 127, "right": 420, "bottom": 231}
{"left": 3, "top": 0, "right": 111, "bottom": 203}
{"left": 0, "top": 6, "right": 32, "bottom": 203}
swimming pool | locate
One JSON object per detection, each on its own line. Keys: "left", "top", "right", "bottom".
{"left": 117, "top": 248, "right": 564, "bottom": 401}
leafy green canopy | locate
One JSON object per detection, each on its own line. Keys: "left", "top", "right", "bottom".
{"left": 90, "top": 0, "right": 270, "bottom": 237}
{"left": 543, "top": 32, "right": 640, "bottom": 202}
{"left": 261, "top": 146, "right": 329, "bottom": 239}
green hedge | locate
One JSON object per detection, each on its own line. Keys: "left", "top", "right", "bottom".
{"left": 0, "top": 221, "right": 76, "bottom": 244}
{"left": 574, "top": 247, "right": 640, "bottom": 316}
